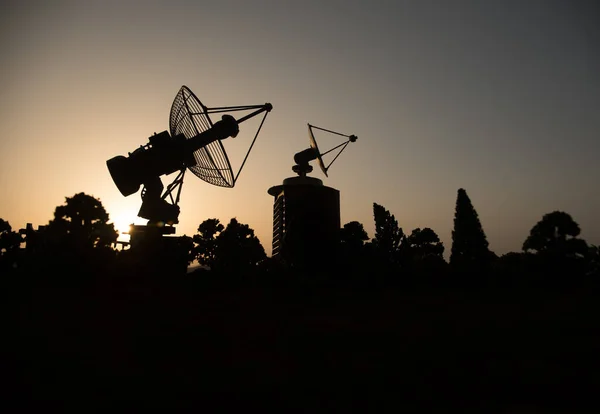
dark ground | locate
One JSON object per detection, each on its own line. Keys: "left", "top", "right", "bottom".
{"left": 6, "top": 274, "right": 600, "bottom": 412}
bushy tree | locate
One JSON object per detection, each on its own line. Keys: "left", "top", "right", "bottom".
{"left": 0, "top": 219, "right": 23, "bottom": 270}
{"left": 450, "top": 188, "right": 492, "bottom": 273}
{"left": 193, "top": 217, "right": 266, "bottom": 273}
{"left": 0, "top": 219, "right": 11, "bottom": 235}
{"left": 47, "top": 192, "right": 118, "bottom": 250}
{"left": 399, "top": 227, "right": 448, "bottom": 282}
{"left": 405, "top": 228, "right": 444, "bottom": 260}
{"left": 177, "top": 235, "right": 196, "bottom": 267}
{"left": 159, "top": 234, "right": 196, "bottom": 275}
{"left": 214, "top": 218, "right": 266, "bottom": 273}
{"left": 0, "top": 219, "right": 22, "bottom": 253}
{"left": 586, "top": 245, "right": 600, "bottom": 277}
{"left": 522, "top": 211, "right": 589, "bottom": 280}
{"left": 336, "top": 221, "right": 371, "bottom": 279}
{"left": 340, "top": 221, "right": 369, "bottom": 249}
{"left": 522, "top": 211, "right": 588, "bottom": 258}
{"left": 192, "top": 218, "right": 224, "bottom": 268}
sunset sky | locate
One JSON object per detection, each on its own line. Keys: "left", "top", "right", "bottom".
{"left": 1, "top": 0, "right": 599, "bottom": 257}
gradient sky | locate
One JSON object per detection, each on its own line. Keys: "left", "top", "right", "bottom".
{"left": 1, "top": 0, "right": 599, "bottom": 257}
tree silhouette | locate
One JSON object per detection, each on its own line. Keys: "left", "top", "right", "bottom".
{"left": 194, "top": 217, "right": 266, "bottom": 273}
{"left": 372, "top": 203, "right": 403, "bottom": 269}
{"left": 0, "top": 218, "right": 10, "bottom": 234}
{"left": 0, "top": 219, "right": 23, "bottom": 271}
{"left": 47, "top": 193, "right": 118, "bottom": 250}
{"left": 214, "top": 218, "right": 266, "bottom": 273}
{"left": 177, "top": 235, "right": 196, "bottom": 267}
{"left": 586, "top": 245, "right": 600, "bottom": 277}
{"left": 523, "top": 211, "right": 588, "bottom": 258}
{"left": 450, "top": 188, "right": 492, "bottom": 274}
{"left": 405, "top": 228, "right": 444, "bottom": 260}
{"left": 158, "top": 234, "right": 196, "bottom": 275}
{"left": 192, "top": 218, "right": 224, "bottom": 268}
{"left": 399, "top": 227, "right": 448, "bottom": 282}
{"left": 337, "top": 221, "right": 371, "bottom": 279}
{"left": 340, "top": 221, "right": 369, "bottom": 249}
{"left": 0, "top": 219, "right": 20, "bottom": 253}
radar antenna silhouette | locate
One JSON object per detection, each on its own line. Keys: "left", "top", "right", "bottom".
{"left": 106, "top": 85, "right": 272, "bottom": 233}
{"left": 267, "top": 123, "right": 357, "bottom": 267}
{"left": 292, "top": 124, "right": 357, "bottom": 177}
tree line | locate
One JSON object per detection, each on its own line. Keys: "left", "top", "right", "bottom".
{"left": 1, "top": 189, "right": 598, "bottom": 286}
{"left": 336, "top": 188, "right": 598, "bottom": 287}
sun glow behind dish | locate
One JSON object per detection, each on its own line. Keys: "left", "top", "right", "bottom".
{"left": 110, "top": 213, "right": 136, "bottom": 241}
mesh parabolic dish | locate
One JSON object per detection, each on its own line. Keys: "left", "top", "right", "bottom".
{"left": 169, "top": 86, "right": 234, "bottom": 188}
{"left": 308, "top": 124, "right": 328, "bottom": 177}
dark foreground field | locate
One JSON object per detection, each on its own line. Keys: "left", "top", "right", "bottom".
{"left": 6, "top": 274, "right": 600, "bottom": 412}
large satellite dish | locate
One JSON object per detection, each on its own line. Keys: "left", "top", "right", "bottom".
{"left": 107, "top": 85, "right": 272, "bottom": 232}
{"left": 293, "top": 124, "right": 357, "bottom": 177}
{"left": 170, "top": 85, "right": 272, "bottom": 188}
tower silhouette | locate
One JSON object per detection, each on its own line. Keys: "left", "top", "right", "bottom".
{"left": 268, "top": 176, "right": 340, "bottom": 269}
{"left": 267, "top": 124, "right": 356, "bottom": 270}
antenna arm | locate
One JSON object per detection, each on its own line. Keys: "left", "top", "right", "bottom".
{"left": 235, "top": 103, "right": 272, "bottom": 124}
{"left": 309, "top": 124, "right": 353, "bottom": 138}
{"left": 233, "top": 109, "right": 270, "bottom": 184}
{"left": 185, "top": 114, "right": 239, "bottom": 153}
{"left": 325, "top": 141, "right": 350, "bottom": 171}
{"left": 320, "top": 140, "right": 351, "bottom": 157}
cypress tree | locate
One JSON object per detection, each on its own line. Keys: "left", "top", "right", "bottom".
{"left": 372, "top": 203, "right": 403, "bottom": 269}
{"left": 450, "top": 188, "right": 491, "bottom": 273}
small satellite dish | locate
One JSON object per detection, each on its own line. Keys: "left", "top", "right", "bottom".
{"left": 107, "top": 85, "right": 272, "bottom": 230}
{"left": 293, "top": 124, "right": 357, "bottom": 177}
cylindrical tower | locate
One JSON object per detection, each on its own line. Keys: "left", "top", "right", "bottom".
{"left": 267, "top": 176, "right": 340, "bottom": 269}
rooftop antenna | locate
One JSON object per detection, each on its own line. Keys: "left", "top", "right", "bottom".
{"left": 267, "top": 124, "right": 357, "bottom": 266}
{"left": 107, "top": 85, "right": 272, "bottom": 237}
{"left": 292, "top": 124, "right": 357, "bottom": 177}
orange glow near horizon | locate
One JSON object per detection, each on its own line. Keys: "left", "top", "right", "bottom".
{"left": 1, "top": 1, "right": 599, "bottom": 257}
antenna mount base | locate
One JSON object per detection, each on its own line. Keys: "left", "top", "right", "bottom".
{"left": 292, "top": 163, "right": 313, "bottom": 177}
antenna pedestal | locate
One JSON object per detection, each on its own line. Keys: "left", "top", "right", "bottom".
{"left": 282, "top": 175, "right": 323, "bottom": 187}
{"left": 129, "top": 224, "right": 176, "bottom": 249}
{"left": 292, "top": 163, "right": 313, "bottom": 177}
{"left": 123, "top": 224, "right": 189, "bottom": 275}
